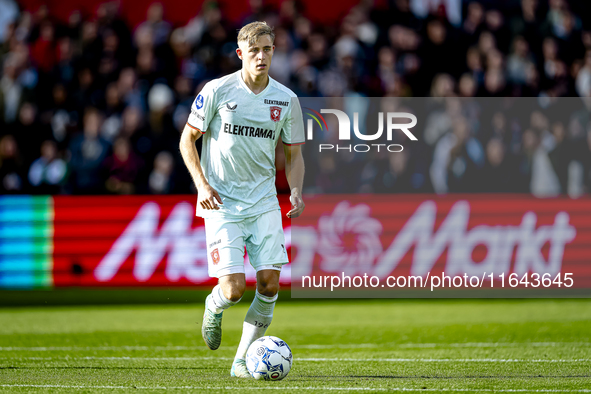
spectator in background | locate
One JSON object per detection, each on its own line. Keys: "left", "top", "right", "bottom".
{"left": 104, "top": 137, "right": 142, "bottom": 194}
{"left": 147, "top": 83, "right": 177, "bottom": 153}
{"left": 120, "top": 105, "right": 152, "bottom": 159}
{"left": 510, "top": 0, "right": 546, "bottom": 59}
{"left": 314, "top": 152, "right": 345, "bottom": 193}
{"left": 148, "top": 150, "right": 174, "bottom": 194}
{"left": 134, "top": 26, "right": 158, "bottom": 85}
{"left": 485, "top": 9, "right": 511, "bottom": 53}
{"left": 526, "top": 111, "right": 562, "bottom": 196}
{"left": 361, "top": 148, "right": 419, "bottom": 193}
{"left": 430, "top": 73, "right": 455, "bottom": 98}
{"left": 136, "top": 3, "right": 171, "bottom": 47}
{"left": 117, "top": 67, "right": 143, "bottom": 109}
{"left": 546, "top": 0, "right": 583, "bottom": 63}
{"left": 548, "top": 121, "right": 570, "bottom": 194}
{"left": 100, "top": 82, "right": 125, "bottom": 142}
{"left": 28, "top": 140, "right": 66, "bottom": 194}
{"left": 511, "top": 128, "right": 536, "bottom": 193}
{"left": 584, "top": 125, "right": 591, "bottom": 194}
{"left": 462, "top": 1, "right": 484, "bottom": 40}
{"left": 182, "top": 1, "right": 223, "bottom": 48}
{"left": 11, "top": 102, "right": 53, "bottom": 165}
{"left": 418, "top": 18, "right": 459, "bottom": 95}
{"left": 458, "top": 73, "right": 477, "bottom": 97}
{"left": 465, "top": 46, "right": 485, "bottom": 88}
{"left": 480, "top": 138, "right": 514, "bottom": 192}
{"left": 268, "top": 27, "right": 292, "bottom": 86}
{"left": 0, "top": 134, "right": 25, "bottom": 193}
{"left": 0, "top": 0, "right": 18, "bottom": 44}
{"left": 67, "top": 108, "right": 110, "bottom": 194}
{"left": 79, "top": 19, "right": 102, "bottom": 73}
{"left": 48, "top": 84, "right": 76, "bottom": 148}
{"left": 134, "top": 7, "right": 177, "bottom": 85}
{"left": 576, "top": 50, "right": 591, "bottom": 97}
{"left": 423, "top": 95, "right": 461, "bottom": 146}
{"left": 30, "top": 20, "right": 55, "bottom": 75}
{"left": 0, "top": 53, "right": 28, "bottom": 124}
{"left": 169, "top": 28, "right": 202, "bottom": 82}
{"left": 445, "top": 116, "right": 485, "bottom": 193}
{"left": 506, "top": 36, "right": 534, "bottom": 87}
{"left": 430, "top": 116, "right": 484, "bottom": 194}
{"left": 480, "top": 69, "right": 508, "bottom": 96}
{"left": 71, "top": 67, "right": 99, "bottom": 115}
{"left": 1, "top": 0, "right": 591, "bottom": 197}
{"left": 97, "top": 29, "right": 124, "bottom": 85}
{"left": 410, "top": 0, "right": 462, "bottom": 27}
{"left": 540, "top": 37, "right": 569, "bottom": 95}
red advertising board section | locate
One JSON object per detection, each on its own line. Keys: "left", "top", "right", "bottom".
{"left": 290, "top": 195, "right": 591, "bottom": 294}
{"left": 53, "top": 195, "right": 292, "bottom": 287}
{"left": 53, "top": 195, "right": 591, "bottom": 291}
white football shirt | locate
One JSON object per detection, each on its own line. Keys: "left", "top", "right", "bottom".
{"left": 187, "top": 70, "right": 304, "bottom": 218}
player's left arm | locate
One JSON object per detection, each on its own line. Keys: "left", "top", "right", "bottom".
{"left": 283, "top": 144, "right": 305, "bottom": 218}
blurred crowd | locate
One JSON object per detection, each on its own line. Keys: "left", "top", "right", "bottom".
{"left": 303, "top": 96, "right": 591, "bottom": 197}
{"left": 0, "top": 0, "right": 591, "bottom": 196}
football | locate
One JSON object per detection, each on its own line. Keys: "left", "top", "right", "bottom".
{"left": 245, "top": 336, "right": 293, "bottom": 380}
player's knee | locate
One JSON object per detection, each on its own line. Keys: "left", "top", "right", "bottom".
{"left": 257, "top": 281, "right": 279, "bottom": 297}
{"left": 222, "top": 283, "right": 245, "bottom": 302}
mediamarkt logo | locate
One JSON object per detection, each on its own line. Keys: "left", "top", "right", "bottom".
{"left": 94, "top": 200, "right": 576, "bottom": 284}
{"left": 304, "top": 108, "right": 417, "bottom": 152}
{"left": 291, "top": 201, "right": 576, "bottom": 279}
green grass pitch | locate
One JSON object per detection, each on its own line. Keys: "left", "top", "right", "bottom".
{"left": 0, "top": 298, "right": 590, "bottom": 393}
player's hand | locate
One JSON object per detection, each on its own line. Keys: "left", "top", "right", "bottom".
{"left": 198, "top": 184, "right": 223, "bottom": 210}
{"left": 287, "top": 191, "right": 305, "bottom": 218}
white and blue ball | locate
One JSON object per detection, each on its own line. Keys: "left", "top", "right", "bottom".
{"left": 245, "top": 336, "right": 292, "bottom": 380}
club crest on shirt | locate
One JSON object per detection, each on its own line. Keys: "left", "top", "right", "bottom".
{"left": 270, "top": 106, "right": 281, "bottom": 122}
{"left": 211, "top": 248, "right": 220, "bottom": 265}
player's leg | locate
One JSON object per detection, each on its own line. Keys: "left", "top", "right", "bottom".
{"left": 207, "top": 273, "right": 246, "bottom": 312}
{"left": 202, "top": 218, "right": 247, "bottom": 350}
{"left": 239, "top": 269, "right": 280, "bottom": 353}
{"left": 231, "top": 269, "right": 280, "bottom": 377}
{"left": 202, "top": 273, "right": 246, "bottom": 350}
{"left": 231, "top": 210, "right": 287, "bottom": 377}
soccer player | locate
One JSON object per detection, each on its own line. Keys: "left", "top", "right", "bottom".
{"left": 179, "top": 21, "right": 305, "bottom": 378}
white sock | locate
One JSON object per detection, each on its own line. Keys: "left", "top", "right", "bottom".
{"left": 207, "top": 284, "right": 240, "bottom": 314}
{"left": 235, "top": 290, "right": 277, "bottom": 360}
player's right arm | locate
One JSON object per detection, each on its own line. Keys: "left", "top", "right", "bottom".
{"left": 181, "top": 83, "right": 222, "bottom": 210}
{"left": 179, "top": 123, "right": 222, "bottom": 210}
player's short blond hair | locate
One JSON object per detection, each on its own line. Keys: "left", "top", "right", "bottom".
{"left": 237, "top": 21, "right": 275, "bottom": 46}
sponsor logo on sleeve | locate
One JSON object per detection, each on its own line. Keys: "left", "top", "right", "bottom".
{"left": 195, "top": 94, "right": 204, "bottom": 109}
{"left": 209, "top": 239, "right": 221, "bottom": 248}
{"left": 191, "top": 109, "right": 205, "bottom": 121}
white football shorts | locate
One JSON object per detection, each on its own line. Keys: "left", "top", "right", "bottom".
{"left": 204, "top": 209, "right": 288, "bottom": 278}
